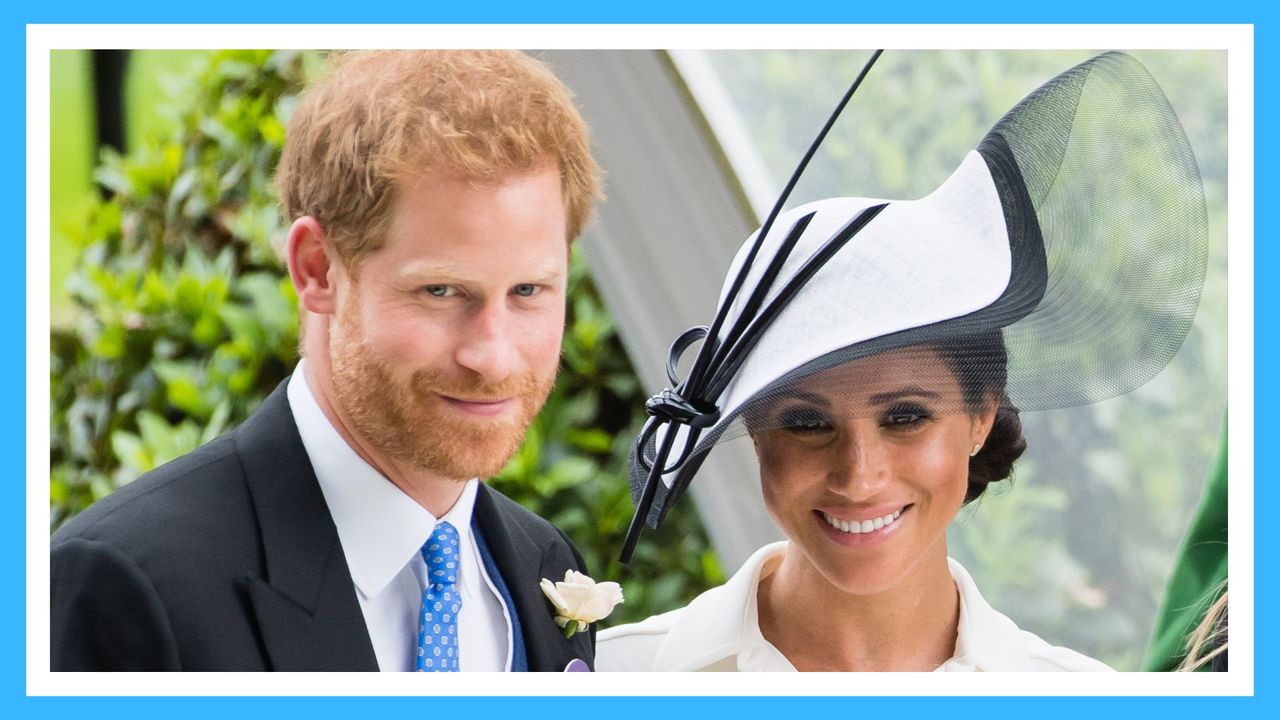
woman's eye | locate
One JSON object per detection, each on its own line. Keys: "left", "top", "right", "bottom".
{"left": 423, "top": 285, "right": 455, "bottom": 298}
{"left": 512, "top": 283, "right": 539, "bottom": 298}
{"left": 882, "top": 403, "right": 931, "bottom": 428}
{"left": 778, "top": 408, "right": 831, "bottom": 434}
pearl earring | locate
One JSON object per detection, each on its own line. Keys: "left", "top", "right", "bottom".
{"left": 970, "top": 443, "right": 982, "bottom": 457}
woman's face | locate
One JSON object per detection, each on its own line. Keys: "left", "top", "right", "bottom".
{"left": 752, "top": 347, "right": 996, "bottom": 596}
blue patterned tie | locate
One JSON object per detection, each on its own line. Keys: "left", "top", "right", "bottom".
{"left": 416, "top": 521, "right": 461, "bottom": 672}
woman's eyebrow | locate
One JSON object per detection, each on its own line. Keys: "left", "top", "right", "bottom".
{"left": 776, "top": 389, "right": 833, "bottom": 408}
{"left": 868, "top": 387, "right": 942, "bottom": 405}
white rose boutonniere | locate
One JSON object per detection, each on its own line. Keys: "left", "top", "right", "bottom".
{"left": 540, "top": 570, "right": 624, "bottom": 638}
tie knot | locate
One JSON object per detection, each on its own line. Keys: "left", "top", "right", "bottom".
{"left": 422, "top": 521, "right": 460, "bottom": 587}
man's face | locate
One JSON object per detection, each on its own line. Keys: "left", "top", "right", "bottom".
{"left": 328, "top": 166, "right": 568, "bottom": 482}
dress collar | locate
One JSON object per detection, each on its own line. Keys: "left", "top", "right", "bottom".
{"left": 287, "top": 361, "right": 479, "bottom": 600}
{"left": 939, "top": 557, "right": 1033, "bottom": 671}
{"left": 647, "top": 542, "right": 1033, "bottom": 671}
{"left": 652, "top": 541, "right": 792, "bottom": 671}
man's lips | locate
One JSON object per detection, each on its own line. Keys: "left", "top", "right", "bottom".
{"left": 438, "top": 395, "right": 516, "bottom": 417}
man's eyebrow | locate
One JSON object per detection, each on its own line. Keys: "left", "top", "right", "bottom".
{"left": 867, "top": 387, "right": 942, "bottom": 405}
{"left": 395, "top": 262, "right": 467, "bottom": 281}
{"left": 394, "top": 260, "right": 567, "bottom": 284}
{"left": 520, "top": 261, "right": 567, "bottom": 284}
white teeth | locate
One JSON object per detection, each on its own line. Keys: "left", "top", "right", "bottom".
{"left": 822, "top": 508, "right": 906, "bottom": 535}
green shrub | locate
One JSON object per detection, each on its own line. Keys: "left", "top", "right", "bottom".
{"left": 49, "top": 49, "right": 721, "bottom": 625}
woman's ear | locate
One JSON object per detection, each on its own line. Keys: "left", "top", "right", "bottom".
{"left": 287, "top": 216, "right": 341, "bottom": 315}
{"left": 970, "top": 393, "right": 1000, "bottom": 449}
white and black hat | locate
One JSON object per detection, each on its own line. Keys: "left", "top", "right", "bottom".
{"left": 621, "top": 51, "right": 1208, "bottom": 561}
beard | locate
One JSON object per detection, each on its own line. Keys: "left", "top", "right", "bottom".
{"left": 328, "top": 309, "right": 556, "bottom": 482}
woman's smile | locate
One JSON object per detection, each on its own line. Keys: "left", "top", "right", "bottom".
{"left": 815, "top": 505, "right": 911, "bottom": 548}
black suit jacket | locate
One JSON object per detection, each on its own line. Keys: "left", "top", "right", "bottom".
{"left": 51, "top": 382, "right": 595, "bottom": 671}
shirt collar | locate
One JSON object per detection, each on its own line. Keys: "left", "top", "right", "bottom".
{"left": 287, "top": 360, "right": 479, "bottom": 599}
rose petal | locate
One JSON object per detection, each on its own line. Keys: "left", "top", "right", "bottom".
{"left": 540, "top": 578, "right": 569, "bottom": 613}
{"left": 596, "top": 581, "right": 625, "bottom": 605}
{"left": 554, "top": 580, "right": 596, "bottom": 617}
{"left": 577, "top": 598, "right": 611, "bottom": 623}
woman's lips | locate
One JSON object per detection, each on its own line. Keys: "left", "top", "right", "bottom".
{"left": 815, "top": 505, "right": 913, "bottom": 545}
{"left": 438, "top": 395, "right": 515, "bottom": 417}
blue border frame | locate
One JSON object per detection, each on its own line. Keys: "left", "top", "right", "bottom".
{"left": 13, "top": 1, "right": 1272, "bottom": 718}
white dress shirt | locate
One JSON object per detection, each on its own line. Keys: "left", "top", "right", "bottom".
{"left": 287, "top": 361, "right": 513, "bottom": 671}
{"left": 596, "top": 541, "right": 1113, "bottom": 672}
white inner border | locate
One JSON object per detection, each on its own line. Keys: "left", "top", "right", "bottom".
{"left": 27, "top": 24, "right": 1254, "bottom": 697}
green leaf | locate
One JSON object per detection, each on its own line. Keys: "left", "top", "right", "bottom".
{"left": 533, "top": 456, "right": 597, "bottom": 497}
{"left": 135, "top": 411, "right": 172, "bottom": 453}
{"left": 201, "top": 400, "right": 232, "bottom": 444}
{"left": 167, "top": 421, "right": 203, "bottom": 464}
{"left": 153, "top": 360, "right": 211, "bottom": 418}
{"left": 604, "top": 374, "right": 639, "bottom": 399}
{"left": 701, "top": 550, "right": 726, "bottom": 585}
{"left": 565, "top": 428, "right": 613, "bottom": 454}
{"left": 90, "top": 323, "right": 126, "bottom": 360}
{"left": 191, "top": 310, "right": 224, "bottom": 347}
{"left": 50, "top": 477, "right": 68, "bottom": 505}
{"left": 165, "top": 168, "right": 200, "bottom": 221}
{"left": 258, "top": 114, "right": 286, "bottom": 146}
{"left": 91, "top": 474, "right": 116, "bottom": 500}
{"left": 110, "top": 430, "right": 152, "bottom": 473}
{"left": 218, "top": 304, "right": 266, "bottom": 349}
{"left": 173, "top": 273, "right": 204, "bottom": 318}
{"left": 140, "top": 271, "right": 173, "bottom": 312}
{"left": 559, "top": 390, "right": 599, "bottom": 427}
{"left": 93, "top": 163, "right": 132, "bottom": 196}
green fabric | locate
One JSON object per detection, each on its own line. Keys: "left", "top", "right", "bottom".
{"left": 1143, "top": 418, "right": 1228, "bottom": 671}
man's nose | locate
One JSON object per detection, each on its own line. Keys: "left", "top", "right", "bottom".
{"left": 452, "top": 300, "right": 520, "bottom": 381}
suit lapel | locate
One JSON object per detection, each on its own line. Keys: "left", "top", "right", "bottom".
{"left": 236, "top": 383, "right": 379, "bottom": 671}
{"left": 473, "top": 485, "right": 593, "bottom": 671}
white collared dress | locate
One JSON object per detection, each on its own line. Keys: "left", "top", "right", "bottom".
{"left": 596, "top": 542, "right": 1112, "bottom": 672}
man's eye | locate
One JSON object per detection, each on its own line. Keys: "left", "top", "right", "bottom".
{"left": 778, "top": 407, "right": 831, "bottom": 434}
{"left": 512, "top": 284, "right": 539, "bottom": 297}
{"left": 423, "top": 285, "right": 454, "bottom": 297}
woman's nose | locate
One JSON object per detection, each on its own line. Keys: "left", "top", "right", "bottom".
{"left": 827, "top": 427, "right": 891, "bottom": 496}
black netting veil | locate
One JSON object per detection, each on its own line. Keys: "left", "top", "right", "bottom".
{"left": 623, "top": 52, "right": 1207, "bottom": 548}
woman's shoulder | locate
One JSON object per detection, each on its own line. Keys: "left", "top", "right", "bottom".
{"left": 596, "top": 605, "right": 689, "bottom": 671}
{"left": 596, "top": 542, "right": 789, "bottom": 672}
{"left": 1014, "top": 629, "right": 1115, "bottom": 672}
{"left": 947, "top": 558, "right": 1114, "bottom": 672}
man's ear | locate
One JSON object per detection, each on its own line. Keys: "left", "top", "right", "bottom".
{"left": 287, "top": 216, "right": 340, "bottom": 315}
